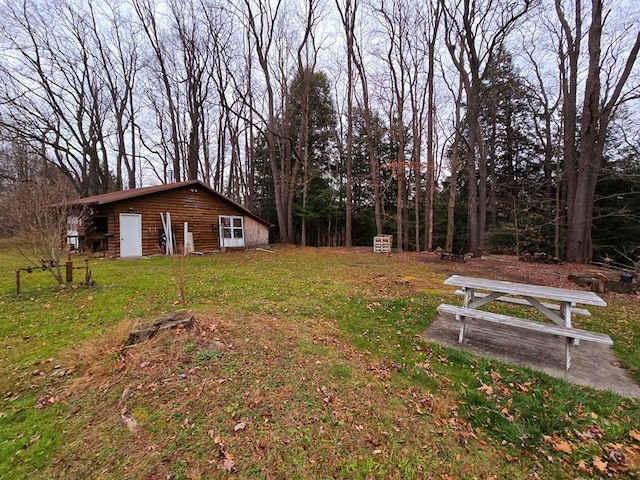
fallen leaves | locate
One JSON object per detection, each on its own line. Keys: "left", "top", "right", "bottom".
{"left": 212, "top": 435, "right": 236, "bottom": 473}
{"left": 517, "top": 381, "right": 532, "bottom": 393}
{"left": 222, "top": 458, "right": 235, "bottom": 473}
{"left": 467, "top": 366, "right": 640, "bottom": 477}
{"left": 543, "top": 434, "right": 574, "bottom": 454}
{"left": 542, "top": 429, "right": 640, "bottom": 477}
{"left": 35, "top": 394, "right": 58, "bottom": 409}
{"left": 409, "top": 387, "right": 435, "bottom": 415}
{"left": 477, "top": 383, "right": 493, "bottom": 395}
{"left": 593, "top": 455, "right": 608, "bottom": 473}
{"left": 575, "top": 424, "right": 604, "bottom": 442}
{"left": 577, "top": 459, "right": 591, "bottom": 473}
{"left": 500, "top": 406, "right": 514, "bottom": 423}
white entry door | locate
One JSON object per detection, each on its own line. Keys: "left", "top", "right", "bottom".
{"left": 219, "top": 215, "right": 245, "bottom": 248}
{"left": 119, "top": 213, "right": 142, "bottom": 257}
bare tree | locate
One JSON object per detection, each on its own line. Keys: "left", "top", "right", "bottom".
{"left": 294, "top": 2, "right": 323, "bottom": 247}
{"left": 241, "top": 0, "right": 297, "bottom": 241}
{"left": 169, "top": 0, "right": 214, "bottom": 181}
{"left": 442, "top": 50, "right": 465, "bottom": 254}
{"left": 0, "top": 0, "right": 117, "bottom": 195}
{"left": 86, "top": 1, "right": 141, "bottom": 190}
{"left": 132, "top": 0, "right": 184, "bottom": 183}
{"left": 423, "top": 1, "right": 442, "bottom": 252}
{"left": 0, "top": 137, "right": 40, "bottom": 189}
{"left": 372, "top": 0, "right": 411, "bottom": 251}
{"left": 520, "top": 18, "right": 563, "bottom": 256}
{"left": 440, "top": 0, "right": 534, "bottom": 256}
{"left": 556, "top": 0, "right": 640, "bottom": 262}
{"left": 2, "top": 174, "right": 83, "bottom": 285}
{"left": 352, "top": 5, "right": 383, "bottom": 235}
{"left": 239, "top": 0, "right": 326, "bottom": 244}
{"left": 201, "top": 0, "right": 251, "bottom": 200}
{"left": 335, "top": 0, "right": 357, "bottom": 247}
{"left": 554, "top": 0, "right": 581, "bottom": 258}
{"left": 402, "top": 5, "right": 429, "bottom": 252}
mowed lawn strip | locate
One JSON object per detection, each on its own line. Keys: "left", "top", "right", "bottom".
{"left": 0, "top": 246, "right": 638, "bottom": 479}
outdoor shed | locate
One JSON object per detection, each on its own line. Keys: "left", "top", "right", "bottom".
{"left": 66, "top": 180, "right": 270, "bottom": 257}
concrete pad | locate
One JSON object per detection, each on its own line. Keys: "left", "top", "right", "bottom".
{"left": 425, "top": 314, "right": 640, "bottom": 399}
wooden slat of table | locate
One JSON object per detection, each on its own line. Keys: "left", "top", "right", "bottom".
{"left": 437, "top": 304, "right": 613, "bottom": 345}
{"left": 452, "top": 290, "right": 592, "bottom": 316}
{"left": 444, "top": 275, "right": 607, "bottom": 307}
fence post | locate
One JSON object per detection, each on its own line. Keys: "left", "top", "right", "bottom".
{"left": 16, "top": 269, "right": 21, "bottom": 295}
{"left": 66, "top": 261, "right": 73, "bottom": 283}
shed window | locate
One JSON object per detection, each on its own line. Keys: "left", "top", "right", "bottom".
{"left": 219, "top": 215, "right": 244, "bottom": 247}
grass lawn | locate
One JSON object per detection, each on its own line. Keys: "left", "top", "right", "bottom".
{"left": 0, "top": 245, "right": 638, "bottom": 479}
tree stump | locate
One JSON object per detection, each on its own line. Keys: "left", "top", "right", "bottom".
{"left": 125, "top": 310, "right": 194, "bottom": 346}
{"left": 569, "top": 271, "right": 638, "bottom": 295}
{"left": 591, "top": 279, "right": 606, "bottom": 293}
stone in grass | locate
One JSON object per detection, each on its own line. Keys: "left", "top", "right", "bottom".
{"left": 125, "top": 310, "right": 194, "bottom": 346}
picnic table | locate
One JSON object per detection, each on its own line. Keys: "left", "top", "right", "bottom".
{"left": 437, "top": 275, "right": 612, "bottom": 370}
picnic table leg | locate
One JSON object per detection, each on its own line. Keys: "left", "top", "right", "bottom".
{"left": 463, "top": 288, "right": 475, "bottom": 308}
{"left": 561, "top": 301, "right": 579, "bottom": 346}
{"left": 458, "top": 288, "right": 475, "bottom": 343}
{"left": 565, "top": 338, "right": 572, "bottom": 370}
{"left": 458, "top": 316, "right": 466, "bottom": 343}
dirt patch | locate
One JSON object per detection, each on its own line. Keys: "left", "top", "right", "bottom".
{"left": 417, "top": 252, "right": 605, "bottom": 289}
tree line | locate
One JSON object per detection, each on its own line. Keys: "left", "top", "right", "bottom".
{"left": 0, "top": 0, "right": 638, "bottom": 264}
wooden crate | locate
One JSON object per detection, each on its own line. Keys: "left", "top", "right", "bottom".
{"left": 373, "top": 235, "right": 392, "bottom": 253}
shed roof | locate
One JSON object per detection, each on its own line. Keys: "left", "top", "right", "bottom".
{"left": 67, "top": 180, "right": 270, "bottom": 226}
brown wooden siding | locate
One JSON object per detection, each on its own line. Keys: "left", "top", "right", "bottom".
{"left": 83, "top": 185, "right": 268, "bottom": 257}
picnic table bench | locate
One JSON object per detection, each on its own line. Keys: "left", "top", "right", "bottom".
{"left": 438, "top": 275, "right": 612, "bottom": 370}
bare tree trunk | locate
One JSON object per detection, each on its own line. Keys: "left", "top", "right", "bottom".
{"left": 351, "top": 27, "right": 383, "bottom": 235}
{"left": 242, "top": 0, "right": 291, "bottom": 242}
{"left": 424, "top": 3, "right": 441, "bottom": 252}
{"left": 441, "top": 0, "right": 532, "bottom": 256}
{"left": 292, "top": 2, "right": 320, "bottom": 246}
{"left": 555, "top": 0, "right": 581, "bottom": 253}
{"left": 133, "top": 0, "right": 183, "bottom": 183}
{"left": 375, "top": 0, "right": 410, "bottom": 251}
{"left": 524, "top": 42, "right": 562, "bottom": 232}
{"left": 355, "top": 69, "right": 383, "bottom": 235}
{"left": 298, "top": 69, "right": 312, "bottom": 247}
{"left": 409, "top": 53, "right": 426, "bottom": 252}
{"left": 445, "top": 64, "right": 465, "bottom": 253}
{"left": 558, "top": 0, "right": 640, "bottom": 262}
{"left": 336, "top": 0, "right": 357, "bottom": 248}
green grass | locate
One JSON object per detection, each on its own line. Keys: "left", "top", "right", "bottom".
{"left": 0, "top": 245, "right": 638, "bottom": 479}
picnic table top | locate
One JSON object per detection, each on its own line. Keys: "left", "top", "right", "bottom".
{"left": 444, "top": 274, "right": 607, "bottom": 307}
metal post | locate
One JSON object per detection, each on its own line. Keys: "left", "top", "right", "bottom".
{"left": 16, "top": 269, "right": 20, "bottom": 295}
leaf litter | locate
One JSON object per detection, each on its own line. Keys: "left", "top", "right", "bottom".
{"left": 15, "top": 249, "right": 640, "bottom": 479}
{"left": 40, "top": 308, "right": 527, "bottom": 479}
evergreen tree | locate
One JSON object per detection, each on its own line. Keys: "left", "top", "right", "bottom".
{"left": 253, "top": 69, "right": 337, "bottom": 245}
{"left": 478, "top": 47, "right": 548, "bottom": 254}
